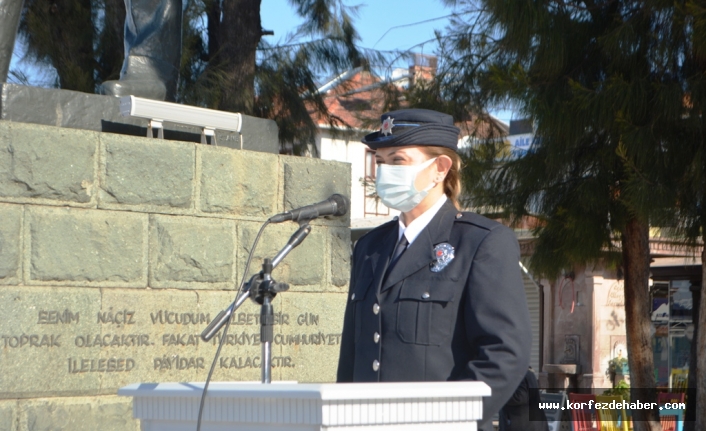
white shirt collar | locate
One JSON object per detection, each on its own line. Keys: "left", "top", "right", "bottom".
{"left": 398, "top": 194, "right": 448, "bottom": 245}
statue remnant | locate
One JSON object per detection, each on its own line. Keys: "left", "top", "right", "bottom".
{"left": 0, "top": 0, "right": 23, "bottom": 83}
{"left": 0, "top": 0, "right": 182, "bottom": 102}
{"left": 100, "top": 0, "right": 183, "bottom": 101}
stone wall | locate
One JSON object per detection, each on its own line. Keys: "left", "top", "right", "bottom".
{"left": 0, "top": 120, "right": 352, "bottom": 430}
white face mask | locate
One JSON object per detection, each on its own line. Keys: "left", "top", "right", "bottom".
{"left": 375, "top": 157, "right": 437, "bottom": 213}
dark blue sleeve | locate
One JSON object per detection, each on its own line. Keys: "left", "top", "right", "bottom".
{"left": 505, "top": 372, "right": 531, "bottom": 406}
{"left": 462, "top": 225, "right": 532, "bottom": 425}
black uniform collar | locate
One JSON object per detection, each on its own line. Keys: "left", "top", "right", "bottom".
{"left": 380, "top": 200, "right": 458, "bottom": 292}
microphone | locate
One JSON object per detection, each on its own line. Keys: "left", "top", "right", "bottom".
{"left": 269, "top": 194, "right": 349, "bottom": 223}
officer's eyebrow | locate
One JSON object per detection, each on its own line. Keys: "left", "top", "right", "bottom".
{"left": 375, "top": 149, "right": 404, "bottom": 160}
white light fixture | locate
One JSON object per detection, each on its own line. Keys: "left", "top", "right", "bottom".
{"left": 120, "top": 96, "right": 242, "bottom": 145}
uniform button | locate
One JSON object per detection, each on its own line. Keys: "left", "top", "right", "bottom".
{"left": 373, "top": 303, "right": 380, "bottom": 315}
{"left": 421, "top": 292, "right": 430, "bottom": 299}
{"left": 456, "top": 213, "right": 463, "bottom": 219}
{"left": 372, "top": 360, "right": 380, "bottom": 371}
{"left": 351, "top": 293, "right": 356, "bottom": 300}
{"left": 374, "top": 332, "right": 380, "bottom": 343}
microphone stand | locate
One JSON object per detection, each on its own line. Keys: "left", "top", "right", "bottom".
{"left": 249, "top": 258, "right": 288, "bottom": 383}
{"left": 200, "top": 222, "right": 312, "bottom": 383}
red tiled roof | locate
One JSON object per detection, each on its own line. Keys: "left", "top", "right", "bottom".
{"left": 312, "top": 69, "right": 508, "bottom": 139}
{"left": 310, "top": 70, "right": 389, "bottom": 131}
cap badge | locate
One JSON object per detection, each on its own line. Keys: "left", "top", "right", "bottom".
{"left": 430, "top": 243, "right": 454, "bottom": 272}
{"left": 381, "top": 116, "right": 395, "bottom": 136}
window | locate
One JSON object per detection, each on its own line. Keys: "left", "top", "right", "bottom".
{"left": 363, "top": 149, "right": 388, "bottom": 217}
{"left": 365, "top": 150, "right": 376, "bottom": 179}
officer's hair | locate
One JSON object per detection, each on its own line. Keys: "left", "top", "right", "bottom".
{"left": 420, "top": 146, "right": 462, "bottom": 210}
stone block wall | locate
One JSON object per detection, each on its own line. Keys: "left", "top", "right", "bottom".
{"left": 0, "top": 120, "right": 352, "bottom": 430}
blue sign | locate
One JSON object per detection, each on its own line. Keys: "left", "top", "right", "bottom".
{"left": 508, "top": 133, "right": 534, "bottom": 157}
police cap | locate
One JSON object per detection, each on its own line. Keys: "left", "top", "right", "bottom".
{"left": 361, "top": 108, "right": 460, "bottom": 150}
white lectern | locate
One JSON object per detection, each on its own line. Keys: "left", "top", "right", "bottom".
{"left": 118, "top": 381, "right": 490, "bottom": 431}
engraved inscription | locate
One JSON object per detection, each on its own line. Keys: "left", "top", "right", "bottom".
{"left": 606, "top": 282, "right": 625, "bottom": 307}
{"left": 74, "top": 334, "right": 153, "bottom": 347}
{"left": 2, "top": 334, "right": 61, "bottom": 347}
{"left": 38, "top": 309, "right": 79, "bottom": 324}
{"left": 272, "top": 356, "right": 295, "bottom": 368}
{"left": 297, "top": 313, "right": 319, "bottom": 326}
{"left": 68, "top": 357, "right": 136, "bottom": 373}
{"left": 219, "top": 356, "right": 261, "bottom": 369}
{"left": 217, "top": 356, "right": 299, "bottom": 369}
{"left": 162, "top": 333, "right": 201, "bottom": 346}
{"left": 154, "top": 355, "right": 205, "bottom": 370}
{"left": 210, "top": 332, "right": 261, "bottom": 346}
{"left": 274, "top": 333, "right": 341, "bottom": 345}
{"left": 214, "top": 356, "right": 296, "bottom": 369}
{"left": 97, "top": 310, "right": 135, "bottom": 325}
{"left": 150, "top": 310, "right": 211, "bottom": 325}
{"left": 231, "top": 312, "right": 290, "bottom": 326}
{"left": 7, "top": 302, "right": 339, "bottom": 382}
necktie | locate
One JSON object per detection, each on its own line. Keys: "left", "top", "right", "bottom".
{"left": 387, "top": 234, "right": 409, "bottom": 274}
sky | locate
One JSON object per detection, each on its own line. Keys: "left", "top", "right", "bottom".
{"left": 8, "top": 0, "right": 514, "bottom": 123}
{"left": 261, "top": 0, "right": 452, "bottom": 54}
{"left": 259, "top": 0, "right": 513, "bottom": 123}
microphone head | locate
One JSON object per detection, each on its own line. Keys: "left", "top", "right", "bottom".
{"left": 329, "top": 194, "right": 349, "bottom": 217}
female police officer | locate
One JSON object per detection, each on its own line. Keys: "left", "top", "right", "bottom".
{"left": 336, "top": 109, "right": 532, "bottom": 431}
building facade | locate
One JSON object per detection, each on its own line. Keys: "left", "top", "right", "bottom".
{"left": 507, "top": 121, "right": 702, "bottom": 392}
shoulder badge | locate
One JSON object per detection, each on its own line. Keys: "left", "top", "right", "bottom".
{"left": 430, "top": 243, "right": 455, "bottom": 272}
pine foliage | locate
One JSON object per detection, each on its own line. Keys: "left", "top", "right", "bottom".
{"left": 439, "top": 0, "right": 706, "bottom": 277}
{"left": 437, "top": 3, "right": 706, "bottom": 428}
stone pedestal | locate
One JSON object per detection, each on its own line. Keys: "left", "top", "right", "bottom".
{"left": 580, "top": 373, "right": 596, "bottom": 389}
{"left": 118, "top": 381, "right": 491, "bottom": 431}
{"left": 0, "top": 121, "right": 352, "bottom": 429}
{"left": 0, "top": 83, "right": 279, "bottom": 153}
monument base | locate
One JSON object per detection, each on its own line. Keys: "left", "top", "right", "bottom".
{"left": 0, "top": 83, "right": 279, "bottom": 154}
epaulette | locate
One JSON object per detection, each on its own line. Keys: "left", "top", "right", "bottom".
{"left": 357, "top": 217, "right": 398, "bottom": 242}
{"left": 452, "top": 211, "right": 502, "bottom": 231}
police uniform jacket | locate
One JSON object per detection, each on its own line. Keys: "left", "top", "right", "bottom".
{"left": 336, "top": 200, "right": 532, "bottom": 431}
{"left": 499, "top": 370, "right": 549, "bottom": 431}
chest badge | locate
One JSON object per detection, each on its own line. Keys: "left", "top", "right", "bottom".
{"left": 431, "top": 243, "right": 455, "bottom": 272}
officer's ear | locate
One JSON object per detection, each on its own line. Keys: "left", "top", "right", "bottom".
{"left": 434, "top": 155, "right": 453, "bottom": 182}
